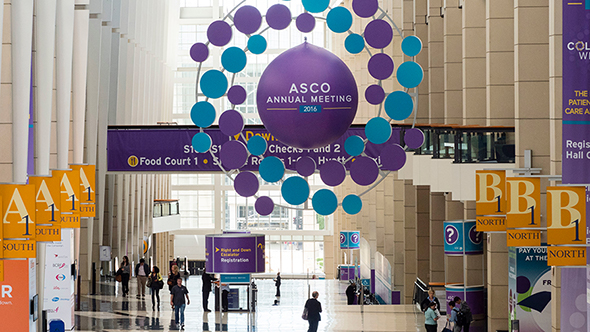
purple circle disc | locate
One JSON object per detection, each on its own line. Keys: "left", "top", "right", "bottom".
{"left": 234, "top": 6, "right": 262, "bottom": 35}
{"left": 320, "top": 160, "right": 346, "bottom": 186}
{"left": 404, "top": 128, "right": 425, "bottom": 149}
{"left": 364, "top": 19, "right": 393, "bottom": 49}
{"left": 266, "top": 4, "right": 291, "bottom": 30}
{"left": 350, "top": 156, "right": 379, "bottom": 186}
{"left": 255, "top": 196, "right": 274, "bottom": 216}
{"left": 368, "top": 53, "right": 394, "bottom": 80}
{"left": 296, "top": 156, "right": 316, "bottom": 177}
{"left": 207, "top": 20, "right": 233, "bottom": 47}
{"left": 219, "top": 110, "right": 244, "bottom": 136}
{"left": 234, "top": 171, "right": 259, "bottom": 197}
{"left": 365, "top": 84, "right": 385, "bottom": 105}
{"left": 380, "top": 144, "right": 406, "bottom": 171}
{"left": 296, "top": 13, "right": 315, "bottom": 33}
{"left": 220, "top": 140, "right": 248, "bottom": 170}
{"left": 190, "top": 43, "right": 209, "bottom": 62}
{"left": 352, "top": 0, "right": 379, "bottom": 18}
{"left": 228, "top": 85, "right": 247, "bottom": 105}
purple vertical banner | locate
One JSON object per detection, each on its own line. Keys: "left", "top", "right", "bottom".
{"left": 560, "top": 268, "right": 586, "bottom": 332}
{"left": 256, "top": 235, "right": 265, "bottom": 272}
{"left": 562, "top": 2, "right": 590, "bottom": 184}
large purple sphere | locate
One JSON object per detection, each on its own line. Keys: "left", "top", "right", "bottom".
{"left": 256, "top": 42, "right": 358, "bottom": 149}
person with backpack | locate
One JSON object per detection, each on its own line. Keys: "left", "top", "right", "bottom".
{"left": 148, "top": 266, "right": 163, "bottom": 311}
{"left": 448, "top": 300, "right": 461, "bottom": 332}
{"left": 453, "top": 296, "right": 473, "bottom": 332}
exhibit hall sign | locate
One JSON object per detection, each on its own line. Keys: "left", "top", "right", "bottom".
{"left": 546, "top": 186, "right": 586, "bottom": 245}
{"left": 0, "top": 184, "right": 36, "bottom": 240}
{"left": 475, "top": 170, "right": 507, "bottom": 232}
{"left": 205, "top": 234, "right": 265, "bottom": 273}
{"left": 70, "top": 164, "right": 95, "bottom": 218}
{"left": 547, "top": 246, "right": 586, "bottom": 266}
{"left": 562, "top": 1, "right": 590, "bottom": 184}
{"left": 507, "top": 229, "right": 541, "bottom": 247}
{"left": 28, "top": 175, "right": 61, "bottom": 242}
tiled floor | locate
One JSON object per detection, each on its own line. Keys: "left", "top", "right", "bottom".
{"left": 75, "top": 277, "right": 482, "bottom": 331}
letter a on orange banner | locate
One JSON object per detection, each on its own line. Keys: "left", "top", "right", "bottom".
{"left": 0, "top": 184, "right": 36, "bottom": 239}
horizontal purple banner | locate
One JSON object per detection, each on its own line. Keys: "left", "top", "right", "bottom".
{"left": 107, "top": 126, "right": 401, "bottom": 172}
{"left": 205, "top": 234, "right": 265, "bottom": 274}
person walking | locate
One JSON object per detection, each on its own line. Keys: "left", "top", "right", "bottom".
{"left": 168, "top": 265, "right": 182, "bottom": 310}
{"left": 149, "top": 266, "right": 163, "bottom": 311}
{"left": 120, "top": 256, "right": 131, "bottom": 297}
{"left": 170, "top": 278, "right": 190, "bottom": 329}
{"left": 274, "top": 272, "right": 281, "bottom": 297}
{"left": 201, "top": 268, "right": 216, "bottom": 312}
{"left": 135, "top": 258, "right": 150, "bottom": 299}
{"left": 304, "top": 291, "right": 322, "bottom": 332}
{"left": 424, "top": 302, "right": 439, "bottom": 332}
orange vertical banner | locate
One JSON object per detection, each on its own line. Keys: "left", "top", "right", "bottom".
{"left": 52, "top": 169, "right": 80, "bottom": 214}
{"left": 506, "top": 177, "right": 541, "bottom": 228}
{"left": 0, "top": 184, "right": 36, "bottom": 239}
{"left": 475, "top": 170, "right": 506, "bottom": 215}
{"left": 29, "top": 175, "right": 61, "bottom": 241}
{"left": 547, "top": 186, "right": 586, "bottom": 245}
{"left": 70, "top": 165, "right": 95, "bottom": 217}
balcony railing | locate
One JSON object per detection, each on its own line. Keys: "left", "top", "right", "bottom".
{"left": 399, "top": 124, "right": 515, "bottom": 163}
{"left": 154, "top": 199, "right": 180, "bottom": 218}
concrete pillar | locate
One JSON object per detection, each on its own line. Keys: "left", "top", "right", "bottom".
{"left": 464, "top": 201, "right": 484, "bottom": 286}
{"left": 428, "top": 0, "right": 443, "bottom": 123}
{"left": 445, "top": 194, "right": 463, "bottom": 284}
{"left": 487, "top": 233, "right": 509, "bottom": 331}
{"left": 444, "top": 1, "right": 463, "bottom": 124}
{"left": 429, "top": 192, "right": 445, "bottom": 282}
{"left": 416, "top": 185, "right": 430, "bottom": 281}
{"left": 551, "top": 267, "right": 561, "bottom": 332}
{"left": 393, "top": 176, "right": 405, "bottom": 298}
{"left": 403, "top": 180, "right": 416, "bottom": 304}
{"left": 486, "top": 0, "right": 515, "bottom": 126}
{"left": 462, "top": 0, "right": 486, "bottom": 125}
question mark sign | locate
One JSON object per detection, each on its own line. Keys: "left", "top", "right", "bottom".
{"left": 447, "top": 227, "right": 455, "bottom": 242}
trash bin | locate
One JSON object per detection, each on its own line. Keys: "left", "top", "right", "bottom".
{"left": 49, "top": 320, "right": 65, "bottom": 332}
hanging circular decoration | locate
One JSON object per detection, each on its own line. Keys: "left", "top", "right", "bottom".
{"left": 190, "top": 1, "right": 425, "bottom": 216}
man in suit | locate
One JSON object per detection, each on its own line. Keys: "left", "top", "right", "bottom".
{"left": 201, "top": 268, "right": 216, "bottom": 312}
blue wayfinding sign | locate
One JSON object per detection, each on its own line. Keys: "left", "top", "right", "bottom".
{"left": 220, "top": 274, "right": 251, "bottom": 284}
{"left": 443, "top": 221, "right": 483, "bottom": 255}
{"left": 340, "top": 231, "right": 361, "bottom": 249}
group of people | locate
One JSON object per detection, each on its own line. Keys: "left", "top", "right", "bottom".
{"left": 116, "top": 256, "right": 164, "bottom": 311}
{"left": 421, "top": 289, "right": 473, "bottom": 332}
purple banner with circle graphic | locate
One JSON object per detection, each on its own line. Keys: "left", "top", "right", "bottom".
{"left": 443, "top": 221, "right": 484, "bottom": 255}
{"left": 445, "top": 285, "right": 485, "bottom": 317}
{"left": 107, "top": 126, "right": 404, "bottom": 172}
{"left": 205, "top": 234, "right": 265, "bottom": 274}
{"left": 562, "top": 2, "right": 590, "bottom": 185}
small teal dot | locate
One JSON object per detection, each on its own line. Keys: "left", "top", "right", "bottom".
{"left": 281, "top": 176, "right": 310, "bottom": 206}
{"left": 302, "top": 0, "right": 329, "bottom": 13}
{"left": 365, "top": 117, "right": 392, "bottom": 144}
{"left": 190, "top": 101, "right": 216, "bottom": 128}
{"left": 326, "top": 7, "right": 352, "bottom": 33}
{"left": 200, "top": 69, "right": 228, "bottom": 99}
{"left": 247, "top": 135, "right": 267, "bottom": 155}
{"left": 397, "top": 61, "right": 424, "bottom": 89}
{"left": 384, "top": 91, "right": 414, "bottom": 121}
{"left": 342, "top": 194, "right": 362, "bottom": 215}
{"left": 221, "top": 47, "right": 247, "bottom": 73}
{"left": 345, "top": 34, "right": 365, "bottom": 54}
{"left": 344, "top": 135, "right": 365, "bottom": 156}
{"left": 192, "top": 132, "right": 212, "bottom": 153}
{"left": 248, "top": 35, "right": 267, "bottom": 55}
{"left": 259, "top": 156, "right": 285, "bottom": 183}
{"left": 312, "top": 189, "right": 338, "bottom": 216}
{"left": 401, "top": 36, "right": 422, "bottom": 57}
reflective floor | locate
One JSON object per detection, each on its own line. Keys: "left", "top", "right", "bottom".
{"left": 76, "top": 277, "right": 483, "bottom": 331}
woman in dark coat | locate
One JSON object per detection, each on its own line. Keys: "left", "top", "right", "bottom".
{"left": 120, "top": 256, "right": 130, "bottom": 297}
{"left": 304, "top": 291, "right": 322, "bottom": 332}
{"left": 345, "top": 281, "right": 356, "bottom": 305}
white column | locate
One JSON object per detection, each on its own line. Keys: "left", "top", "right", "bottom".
{"left": 72, "top": 8, "right": 90, "bottom": 163}
{"left": 12, "top": 0, "right": 34, "bottom": 183}
{"left": 116, "top": 174, "right": 124, "bottom": 261}
{"left": 34, "top": 0, "right": 56, "bottom": 175}
{"left": 123, "top": 174, "right": 131, "bottom": 254}
{"left": 56, "top": 0, "right": 75, "bottom": 169}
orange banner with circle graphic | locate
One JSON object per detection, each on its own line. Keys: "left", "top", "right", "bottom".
{"left": 52, "top": 169, "right": 80, "bottom": 214}
{"left": 506, "top": 177, "right": 540, "bottom": 228}
{"left": 0, "top": 184, "right": 36, "bottom": 239}
{"left": 547, "top": 186, "right": 586, "bottom": 245}
{"left": 476, "top": 170, "right": 506, "bottom": 216}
